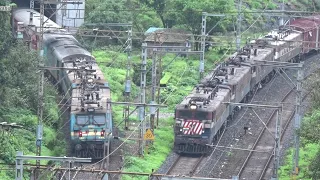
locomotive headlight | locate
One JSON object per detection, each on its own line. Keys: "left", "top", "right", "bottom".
{"left": 87, "top": 78, "right": 94, "bottom": 83}
{"left": 190, "top": 104, "right": 197, "bottom": 110}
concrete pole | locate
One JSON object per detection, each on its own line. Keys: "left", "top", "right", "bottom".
{"left": 272, "top": 108, "right": 282, "bottom": 180}
{"left": 292, "top": 66, "right": 303, "bottom": 176}
{"left": 236, "top": 0, "right": 242, "bottom": 51}
{"left": 200, "top": 12, "right": 206, "bottom": 80}
{"left": 279, "top": 0, "right": 284, "bottom": 27}
{"left": 139, "top": 43, "right": 148, "bottom": 155}
{"left": 30, "top": 0, "right": 34, "bottom": 9}
{"left": 124, "top": 25, "right": 132, "bottom": 130}
{"left": 150, "top": 49, "right": 157, "bottom": 131}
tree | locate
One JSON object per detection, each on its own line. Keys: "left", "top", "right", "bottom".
{"left": 85, "top": 0, "right": 132, "bottom": 23}
{"left": 0, "top": 0, "right": 13, "bottom": 56}
{"left": 139, "top": 0, "right": 166, "bottom": 27}
{"left": 298, "top": 71, "right": 320, "bottom": 179}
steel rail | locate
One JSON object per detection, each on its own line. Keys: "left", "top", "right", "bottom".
{"left": 166, "top": 155, "right": 181, "bottom": 175}
{"left": 237, "top": 69, "right": 315, "bottom": 179}
{"left": 166, "top": 155, "right": 204, "bottom": 176}
{"left": 190, "top": 155, "right": 205, "bottom": 176}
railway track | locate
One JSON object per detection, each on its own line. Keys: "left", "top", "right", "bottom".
{"left": 235, "top": 73, "right": 312, "bottom": 179}
{"left": 166, "top": 155, "right": 204, "bottom": 176}
{"left": 235, "top": 88, "right": 295, "bottom": 179}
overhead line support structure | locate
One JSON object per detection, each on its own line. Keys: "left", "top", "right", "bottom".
{"left": 140, "top": 44, "right": 201, "bottom": 155}
{"left": 151, "top": 32, "right": 163, "bottom": 130}
{"left": 201, "top": 12, "right": 225, "bottom": 79}
{"left": 292, "top": 65, "right": 303, "bottom": 179}
{"left": 124, "top": 24, "right": 133, "bottom": 131}
{"left": 15, "top": 151, "right": 91, "bottom": 180}
{"left": 35, "top": 2, "right": 45, "bottom": 180}
{"left": 30, "top": 0, "right": 34, "bottom": 9}
{"left": 236, "top": 0, "right": 242, "bottom": 51}
{"left": 258, "top": 61, "right": 303, "bottom": 180}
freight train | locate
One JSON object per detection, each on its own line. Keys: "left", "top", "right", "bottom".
{"left": 174, "top": 16, "right": 320, "bottom": 154}
{"left": 12, "top": 8, "right": 113, "bottom": 159}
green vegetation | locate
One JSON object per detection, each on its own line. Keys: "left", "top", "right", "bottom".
{"left": 0, "top": 42, "right": 65, "bottom": 179}
{"left": 0, "top": 1, "right": 64, "bottom": 179}
{"left": 122, "top": 118, "right": 174, "bottom": 180}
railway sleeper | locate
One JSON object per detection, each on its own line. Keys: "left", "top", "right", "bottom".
{"left": 174, "top": 143, "right": 209, "bottom": 155}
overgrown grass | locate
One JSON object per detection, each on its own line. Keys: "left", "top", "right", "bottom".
{"left": 279, "top": 143, "right": 320, "bottom": 179}
{"left": 122, "top": 117, "right": 174, "bottom": 180}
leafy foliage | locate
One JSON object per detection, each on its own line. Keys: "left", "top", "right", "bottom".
{"left": 0, "top": 0, "right": 12, "bottom": 56}
{"left": 279, "top": 71, "right": 320, "bottom": 179}
{"left": 0, "top": 10, "right": 63, "bottom": 177}
{"left": 85, "top": 0, "right": 132, "bottom": 23}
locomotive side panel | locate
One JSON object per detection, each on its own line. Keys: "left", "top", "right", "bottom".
{"left": 212, "top": 89, "right": 231, "bottom": 138}
{"left": 250, "top": 48, "right": 273, "bottom": 88}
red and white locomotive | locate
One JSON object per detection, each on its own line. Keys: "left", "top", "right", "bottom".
{"left": 174, "top": 16, "right": 320, "bottom": 154}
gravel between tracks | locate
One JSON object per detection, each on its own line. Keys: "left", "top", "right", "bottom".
{"left": 155, "top": 53, "right": 320, "bottom": 179}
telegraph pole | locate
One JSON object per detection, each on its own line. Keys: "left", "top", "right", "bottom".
{"left": 236, "top": 0, "right": 242, "bottom": 51}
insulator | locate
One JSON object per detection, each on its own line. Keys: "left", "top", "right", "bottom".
{"left": 125, "top": 80, "right": 131, "bottom": 93}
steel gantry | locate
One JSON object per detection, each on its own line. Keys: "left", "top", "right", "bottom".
{"left": 15, "top": 151, "right": 91, "bottom": 180}
{"left": 200, "top": 12, "right": 225, "bottom": 79}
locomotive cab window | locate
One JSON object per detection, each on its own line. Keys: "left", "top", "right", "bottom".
{"left": 177, "top": 110, "right": 192, "bottom": 119}
{"left": 76, "top": 115, "right": 89, "bottom": 125}
{"left": 195, "top": 111, "right": 209, "bottom": 120}
{"left": 93, "top": 115, "right": 106, "bottom": 125}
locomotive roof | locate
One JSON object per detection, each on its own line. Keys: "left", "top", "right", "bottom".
{"left": 45, "top": 34, "right": 94, "bottom": 62}
{"left": 219, "top": 65, "right": 251, "bottom": 86}
{"left": 176, "top": 86, "right": 230, "bottom": 112}
{"left": 68, "top": 62, "right": 109, "bottom": 113}
{"left": 13, "top": 8, "right": 64, "bottom": 33}
{"left": 265, "top": 31, "right": 301, "bottom": 46}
